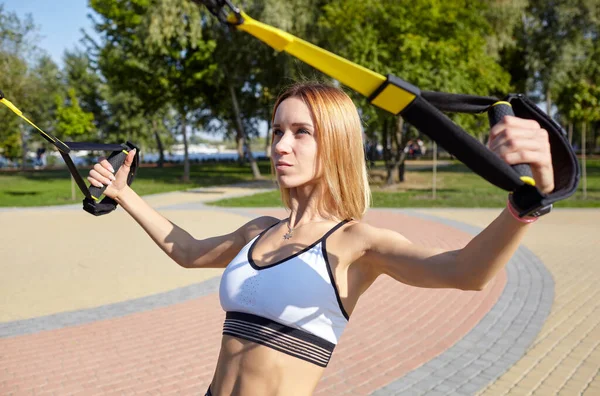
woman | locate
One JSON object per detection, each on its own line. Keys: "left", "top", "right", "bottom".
{"left": 87, "top": 82, "right": 554, "bottom": 396}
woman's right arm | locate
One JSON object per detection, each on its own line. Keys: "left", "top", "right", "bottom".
{"left": 88, "top": 150, "right": 277, "bottom": 269}
{"left": 115, "top": 185, "right": 254, "bottom": 269}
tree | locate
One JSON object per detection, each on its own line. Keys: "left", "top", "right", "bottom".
{"left": 318, "top": 0, "right": 512, "bottom": 184}
{"left": 523, "top": 0, "right": 596, "bottom": 111}
{"left": 91, "top": 0, "right": 219, "bottom": 181}
{"left": 63, "top": 50, "right": 109, "bottom": 137}
{"left": 144, "top": 0, "right": 219, "bottom": 181}
{"left": 54, "top": 88, "right": 95, "bottom": 138}
{"left": 0, "top": 6, "right": 64, "bottom": 168}
{"left": 557, "top": 80, "right": 600, "bottom": 198}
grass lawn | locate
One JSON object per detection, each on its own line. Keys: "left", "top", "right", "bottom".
{"left": 1, "top": 159, "right": 598, "bottom": 208}
{"left": 208, "top": 159, "right": 600, "bottom": 209}
{"left": 0, "top": 161, "right": 272, "bottom": 207}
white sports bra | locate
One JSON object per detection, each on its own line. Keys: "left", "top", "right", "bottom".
{"left": 219, "top": 220, "right": 350, "bottom": 367}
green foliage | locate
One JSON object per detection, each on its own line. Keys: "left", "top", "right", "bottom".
{"left": 523, "top": 0, "right": 598, "bottom": 105}
{"left": 317, "top": 0, "right": 512, "bottom": 141}
{"left": 63, "top": 50, "right": 108, "bottom": 131}
{"left": 483, "top": 0, "right": 529, "bottom": 59}
{"left": 558, "top": 80, "right": 600, "bottom": 123}
{"left": 54, "top": 88, "right": 95, "bottom": 137}
{"left": 1, "top": 0, "right": 598, "bottom": 178}
{"left": 0, "top": 6, "right": 63, "bottom": 161}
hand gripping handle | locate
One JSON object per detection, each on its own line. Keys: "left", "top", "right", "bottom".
{"left": 87, "top": 148, "right": 130, "bottom": 201}
{"left": 487, "top": 101, "right": 536, "bottom": 187}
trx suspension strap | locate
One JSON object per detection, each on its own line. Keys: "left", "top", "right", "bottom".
{"left": 0, "top": 89, "right": 140, "bottom": 216}
{"left": 194, "top": 0, "right": 580, "bottom": 218}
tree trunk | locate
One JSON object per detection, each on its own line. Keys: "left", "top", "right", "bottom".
{"left": 265, "top": 122, "right": 272, "bottom": 159}
{"left": 582, "top": 122, "right": 587, "bottom": 199}
{"left": 181, "top": 111, "right": 190, "bottom": 183}
{"left": 153, "top": 119, "right": 165, "bottom": 168}
{"left": 20, "top": 125, "right": 27, "bottom": 171}
{"left": 382, "top": 118, "right": 395, "bottom": 185}
{"left": 382, "top": 117, "right": 408, "bottom": 184}
{"left": 590, "top": 123, "right": 596, "bottom": 155}
{"left": 546, "top": 88, "right": 552, "bottom": 117}
{"left": 236, "top": 134, "right": 244, "bottom": 164}
{"left": 395, "top": 117, "right": 407, "bottom": 182}
{"left": 228, "top": 81, "right": 262, "bottom": 179}
{"left": 568, "top": 122, "right": 573, "bottom": 146}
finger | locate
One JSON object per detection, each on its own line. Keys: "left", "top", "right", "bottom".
{"left": 489, "top": 128, "right": 546, "bottom": 152}
{"left": 494, "top": 141, "right": 552, "bottom": 168}
{"left": 94, "top": 163, "right": 117, "bottom": 181}
{"left": 87, "top": 176, "right": 104, "bottom": 188}
{"left": 117, "top": 149, "right": 135, "bottom": 174}
{"left": 89, "top": 169, "right": 113, "bottom": 185}
{"left": 491, "top": 138, "right": 547, "bottom": 160}
{"left": 502, "top": 115, "right": 541, "bottom": 129}
{"left": 100, "top": 158, "right": 115, "bottom": 173}
{"left": 123, "top": 149, "right": 136, "bottom": 167}
{"left": 500, "top": 150, "right": 549, "bottom": 167}
{"left": 488, "top": 116, "right": 541, "bottom": 141}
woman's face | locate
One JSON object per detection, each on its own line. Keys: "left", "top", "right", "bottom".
{"left": 271, "top": 97, "right": 320, "bottom": 189}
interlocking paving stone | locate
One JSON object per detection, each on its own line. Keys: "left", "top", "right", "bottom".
{"left": 0, "top": 206, "right": 506, "bottom": 395}
{"left": 0, "top": 277, "right": 221, "bottom": 338}
{"left": 370, "top": 210, "right": 554, "bottom": 395}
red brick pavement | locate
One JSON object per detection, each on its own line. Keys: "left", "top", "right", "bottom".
{"left": 0, "top": 209, "right": 505, "bottom": 395}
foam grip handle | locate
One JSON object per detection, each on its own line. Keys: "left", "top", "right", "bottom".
{"left": 488, "top": 102, "right": 535, "bottom": 186}
{"left": 88, "top": 149, "right": 129, "bottom": 200}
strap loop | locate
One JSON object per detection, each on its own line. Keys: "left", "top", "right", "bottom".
{"left": 194, "top": 2, "right": 579, "bottom": 216}
{"left": 0, "top": 90, "right": 140, "bottom": 216}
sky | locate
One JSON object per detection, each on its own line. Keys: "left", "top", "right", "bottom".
{"left": 1, "top": 1, "right": 239, "bottom": 141}
{"left": 2, "top": 0, "right": 100, "bottom": 67}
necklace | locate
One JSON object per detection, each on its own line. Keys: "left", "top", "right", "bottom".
{"left": 283, "top": 220, "right": 294, "bottom": 240}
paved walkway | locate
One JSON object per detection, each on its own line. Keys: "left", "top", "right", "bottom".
{"left": 0, "top": 184, "right": 598, "bottom": 395}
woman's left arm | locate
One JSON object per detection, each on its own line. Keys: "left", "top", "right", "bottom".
{"left": 359, "top": 116, "right": 554, "bottom": 291}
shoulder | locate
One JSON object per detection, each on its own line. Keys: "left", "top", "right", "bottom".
{"left": 343, "top": 220, "right": 410, "bottom": 245}
{"left": 237, "top": 215, "right": 281, "bottom": 243}
{"left": 330, "top": 220, "right": 412, "bottom": 260}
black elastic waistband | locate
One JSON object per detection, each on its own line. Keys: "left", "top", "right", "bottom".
{"left": 223, "top": 311, "right": 335, "bottom": 367}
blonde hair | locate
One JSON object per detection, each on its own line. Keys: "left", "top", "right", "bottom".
{"left": 271, "top": 82, "right": 371, "bottom": 220}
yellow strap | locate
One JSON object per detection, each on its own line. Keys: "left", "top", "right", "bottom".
{"left": 0, "top": 97, "right": 69, "bottom": 152}
{"left": 233, "top": 12, "right": 416, "bottom": 114}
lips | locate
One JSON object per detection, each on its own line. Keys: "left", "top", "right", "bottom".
{"left": 275, "top": 160, "right": 292, "bottom": 171}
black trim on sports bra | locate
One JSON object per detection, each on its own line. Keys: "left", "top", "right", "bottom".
{"left": 247, "top": 219, "right": 349, "bottom": 270}
{"left": 322, "top": 237, "right": 351, "bottom": 321}
{"left": 223, "top": 311, "right": 336, "bottom": 367}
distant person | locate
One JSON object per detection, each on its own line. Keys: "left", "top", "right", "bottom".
{"left": 34, "top": 148, "right": 46, "bottom": 169}
{"left": 88, "top": 82, "right": 554, "bottom": 396}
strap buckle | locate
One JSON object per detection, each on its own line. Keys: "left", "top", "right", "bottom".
{"left": 191, "top": 0, "right": 244, "bottom": 25}
{"left": 509, "top": 188, "right": 552, "bottom": 218}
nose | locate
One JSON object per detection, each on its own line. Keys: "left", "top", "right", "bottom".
{"left": 273, "top": 131, "right": 292, "bottom": 155}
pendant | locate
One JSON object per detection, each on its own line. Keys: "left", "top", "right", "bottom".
{"left": 283, "top": 219, "right": 293, "bottom": 240}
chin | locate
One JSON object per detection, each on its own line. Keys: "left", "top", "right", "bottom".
{"left": 276, "top": 178, "right": 300, "bottom": 189}
{"left": 276, "top": 175, "right": 320, "bottom": 190}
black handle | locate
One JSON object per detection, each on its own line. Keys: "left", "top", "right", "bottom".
{"left": 488, "top": 102, "right": 535, "bottom": 186}
{"left": 88, "top": 148, "right": 130, "bottom": 200}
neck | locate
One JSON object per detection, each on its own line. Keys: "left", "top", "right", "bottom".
{"left": 287, "top": 182, "right": 337, "bottom": 228}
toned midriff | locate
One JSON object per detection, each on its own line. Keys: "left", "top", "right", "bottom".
{"left": 210, "top": 335, "right": 326, "bottom": 396}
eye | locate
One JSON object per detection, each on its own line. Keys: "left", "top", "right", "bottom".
{"left": 296, "top": 128, "right": 310, "bottom": 135}
{"left": 272, "top": 129, "right": 283, "bottom": 137}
